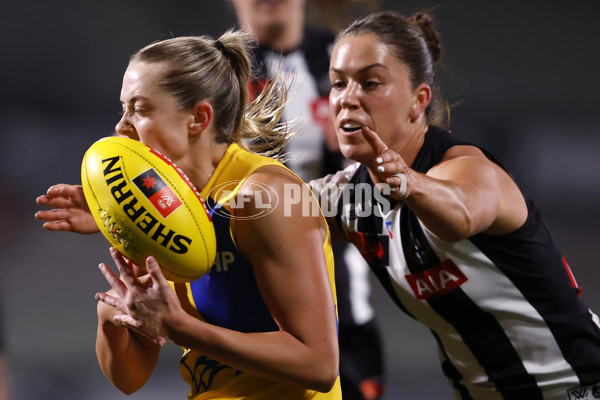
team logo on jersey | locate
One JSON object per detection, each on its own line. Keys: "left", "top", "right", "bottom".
{"left": 385, "top": 221, "right": 394, "bottom": 239}
{"left": 405, "top": 259, "right": 468, "bottom": 300}
{"left": 346, "top": 231, "right": 389, "bottom": 267}
{"left": 180, "top": 351, "right": 241, "bottom": 394}
{"left": 566, "top": 384, "right": 600, "bottom": 399}
{"left": 133, "top": 168, "right": 182, "bottom": 218}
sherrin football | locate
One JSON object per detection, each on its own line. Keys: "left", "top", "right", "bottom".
{"left": 81, "top": 136, "right": 217, "bottom": 282}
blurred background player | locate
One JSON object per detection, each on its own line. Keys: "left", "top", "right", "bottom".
{"left": 228, "top": 0, "right": 385, "bottom": 398}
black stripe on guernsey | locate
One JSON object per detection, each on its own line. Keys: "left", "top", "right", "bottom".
{"left": 344, "top": 168, "right": 416, "bottom": 319}
{"left": 469, "top": 201, "right": 600, "bottom": 385}
{"left": 431, "top": 331, "right": 473, "bottom": 400}
{"left": 400, "top": 207, "right": 543, "bottom": 399}
{"left": 370, "top": 261, "right": 415, "bottom": 319}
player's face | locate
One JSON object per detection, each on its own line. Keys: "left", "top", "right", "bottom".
{"left": 116, "top": 61, "right": 193, "bottom": 161}
{"left": 231, "top": 0, "right": 305, "bottom": 31}
{"left": 329, "top": 34, "right": 417, "bottom": 164}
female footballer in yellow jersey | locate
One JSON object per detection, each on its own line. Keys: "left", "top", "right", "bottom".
{"left": 171, "top": 142, "right": 339, "bottom": 399}
{"left": 36, "top": 29, "right": 341, "bottom": 399}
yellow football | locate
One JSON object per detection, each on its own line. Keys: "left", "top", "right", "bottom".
{"left": 81, "top": 136, "right": 216, "bottom": 282}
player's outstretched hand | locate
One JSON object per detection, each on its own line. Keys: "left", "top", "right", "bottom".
{"left": 361, "top": 126, "right": 412, "bottom": 200}
{"left": 95, "top": 247, "right": 185, "bottom": 347}
{"left": 35, "top": 183, "right": 99, "bottom": 234}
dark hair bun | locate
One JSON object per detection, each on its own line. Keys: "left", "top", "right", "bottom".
{"left": 412, "top": 12, "right": 442, "bottom": 63}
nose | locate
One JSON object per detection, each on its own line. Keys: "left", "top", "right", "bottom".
{"left": 115, "top": 113, "right": 134, "bottom": 137}
{"left": 339, "top": 82, "right": 360, "bottom": 109}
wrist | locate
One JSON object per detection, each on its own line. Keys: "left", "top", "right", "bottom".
{"left": 162, "top": 308, "right": 190, "bottom": 346}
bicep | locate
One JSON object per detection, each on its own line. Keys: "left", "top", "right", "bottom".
{"left": 428, "top": 155, "right": 501, "bottom": 216}
{"left": 427, "top": 147, "right": 526, "bottom": 235}
{"left": 235, "top": 182, "right": 337, "bottom": 344}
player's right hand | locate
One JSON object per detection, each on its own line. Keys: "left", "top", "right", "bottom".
{"left": 35, "top": 183, "right": 99, "bottom": 234}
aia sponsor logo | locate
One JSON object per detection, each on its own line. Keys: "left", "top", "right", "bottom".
{"left": 405, "top": 259, "right": 467, "bottom": 300}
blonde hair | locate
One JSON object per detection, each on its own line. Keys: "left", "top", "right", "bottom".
{"left": 130, "top": 29, "right": 292, "bottom": 159}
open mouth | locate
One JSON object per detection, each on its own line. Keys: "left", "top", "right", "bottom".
{"left": 341, "top": 121, "right": 363, "bottom": 133}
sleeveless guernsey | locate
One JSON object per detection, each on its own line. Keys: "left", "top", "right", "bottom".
{"left": 171, "top": 143, "right": 342, "bottom": 400}
{"left": 310, "top": 126, "right": 600, "bottom": 399}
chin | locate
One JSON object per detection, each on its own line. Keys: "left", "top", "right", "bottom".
{"left": 339, "top": 143, "right": 370, "bottom": 165}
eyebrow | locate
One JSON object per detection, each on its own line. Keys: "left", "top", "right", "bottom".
{"left": 121, "top": 95, "right": 150, "bottom": 105}
{"left": 329, "top": 63, "right": 389, "bottom": 74}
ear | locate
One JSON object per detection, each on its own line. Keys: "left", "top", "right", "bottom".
{"left": 189, "top": 101, "right": 213, "bottom": 135}
{"left": 409, "top": 83, "right": 432, "bottom": 122}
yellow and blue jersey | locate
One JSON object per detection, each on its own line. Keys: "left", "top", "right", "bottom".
{"left": 171, "top": 143, "right": 341, "bottom": 399}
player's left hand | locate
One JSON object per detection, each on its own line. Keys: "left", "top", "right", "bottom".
{"left": 95, "top": 247, "right": 184, "bottom": 347}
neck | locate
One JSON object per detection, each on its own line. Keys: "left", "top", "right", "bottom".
{"left": 398, "top": 123, "right": 429, "bottom": 168}
{"left": 180, "top": 135, "right": 229, "bottom": 192}
{"left": 243, "top": 18, "right": 304, "bottom": 52}
{"left": 261, "top": 25, "right": 303, "bottom": 52}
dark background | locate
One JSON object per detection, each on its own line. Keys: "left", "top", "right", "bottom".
{"left": 1, "top": 1, "right": 599, "bottom": 399}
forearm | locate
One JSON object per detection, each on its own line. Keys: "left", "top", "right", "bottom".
{"left": 404, "top": 171, "right": 484, "bottom": 241}
{"left": 96, "top": 303, "right": 159, "bottom": 394}
{"left": 165, "top": 309, "right": 338, "bottom": 392}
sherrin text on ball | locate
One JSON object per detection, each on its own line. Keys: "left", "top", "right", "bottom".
{"left": 81, "top": 136, "right": 217, "bottom": 282}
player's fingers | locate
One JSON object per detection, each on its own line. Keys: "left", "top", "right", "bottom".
{"left": 98, "top": 262, "right": 127, "bottom": 298}
{"left": 36, "top": 184, "right": 78, "bottom": 205}
{"left": 36, "top": 195, "right": 77, "bottom": 208}
{"left": 34, "top": 208, "right": 70, "bottom": 221}
{"left": 35, "top": 194, "right": 85, "bottom": 208}
{"left": 145, "top": 256, "right": 169, "bottom": 289}
{"left": 41, "top": 221, "right": 73, "bottom": 232}
{"left": 361, "top": 126, "right": 390, "bottom": 156}
{"left": 35, "top": 195, "right": 51, "bottom": 206}
{"left": 114, "top": 315, "right": 166, "bottom": 346}
{"left": 46, "top": 184, "right": 83, "bottom": 198}
{"left": 110, "top": 248, "right": 138, "bottom": 287}
{"left": 113, "top": 314, "right": 139, "bottom": 330}
{"left": 138, "top": 274, "right": 154, "bottom": 287}
{"left": 95, "top": 292, "right": 125, "bottom": 313}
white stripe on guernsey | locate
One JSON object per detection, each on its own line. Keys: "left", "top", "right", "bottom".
{"left": 344, "top": 245, "right": 375, "bottom": 325}
{"left": 420, "top": 222, "right": 581, "bottom": 396}
{"left": 380, "top": 206, "right": 500, "bottom": 398}
{"left": 591, "top": 309, "right": 600, "bottom": 329}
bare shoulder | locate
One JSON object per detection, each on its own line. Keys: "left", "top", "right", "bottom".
{"left": 243, "top": 165, "right": 300, "bottom": 190}
{"left": 429, "top": 145, "right": 500, "bottom": 180}
{"left": 440, "top": 144, "right": 490, "bottom": 162}
{"left": 240, "top": 165, "right": 320, "bottom": 215}
{"left": 232, "top": 165, "right": 327, "bottom": 251}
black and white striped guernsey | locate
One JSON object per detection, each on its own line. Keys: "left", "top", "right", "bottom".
{"left": 310, "top": 126, "right": 600, "bottom": 399}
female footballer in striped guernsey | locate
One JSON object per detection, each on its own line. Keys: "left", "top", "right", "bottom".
{"left": 311, "top": 10, "right": 600, "bottom": 399}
